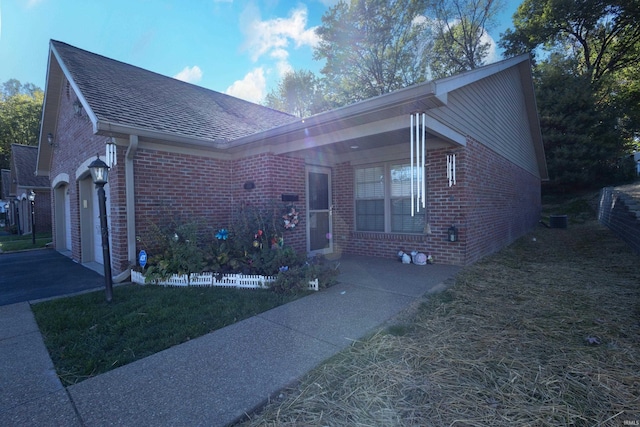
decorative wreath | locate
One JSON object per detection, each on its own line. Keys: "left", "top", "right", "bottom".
{"left": 283, "top": 207, "right": 299, "bottom": 229}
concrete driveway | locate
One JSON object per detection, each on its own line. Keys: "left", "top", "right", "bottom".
{"left": 0, "top": 250, "right": 105, "bottom": 306}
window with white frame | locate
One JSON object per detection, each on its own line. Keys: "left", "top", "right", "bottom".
{"left": 355, "top": 163, "right": 425, "bottom": 233}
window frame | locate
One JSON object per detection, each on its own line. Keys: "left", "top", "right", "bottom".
{"left": 354, "top": 162, "right": 426, "bottom": 234}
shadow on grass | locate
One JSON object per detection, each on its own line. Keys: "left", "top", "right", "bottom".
{"left": 32, "top": 284, "right": 305, "bottom": 386}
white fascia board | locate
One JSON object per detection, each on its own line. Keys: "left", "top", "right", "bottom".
{"left": 94, "top": 121, "right": 231, "bottom": 158}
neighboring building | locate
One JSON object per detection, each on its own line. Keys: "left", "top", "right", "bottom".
{"left": 7, "top": 144, "right": 51, "bottom": 236}
{"left": 36, "top": 40, "right": 547, "bottom": 278}
{"left": 1, "top": 169, "right": 11, "bottom": 227}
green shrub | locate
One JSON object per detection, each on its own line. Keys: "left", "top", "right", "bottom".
{"left": 136, "top": 203, "right": 339, "bottom": 294}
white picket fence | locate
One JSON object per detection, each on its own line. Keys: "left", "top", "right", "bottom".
{"left": 130, "top": 270, "right": 319, "bottom": 291}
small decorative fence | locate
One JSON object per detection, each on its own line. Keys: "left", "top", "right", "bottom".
{"left": 130, "top": 270, "right": 319, "bottom": 291}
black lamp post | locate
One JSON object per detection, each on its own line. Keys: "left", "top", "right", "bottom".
{"left": 15, "top": 198, "right": 21, "bottom": 235}
{"left": 88, "top": 155, "right": 113, "bottom": 303}
{"left": 28, "top": 190, "right": 36, "bottom": 245}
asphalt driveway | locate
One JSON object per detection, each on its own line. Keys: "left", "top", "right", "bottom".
{"left": 0, "top": 250, "right": 104, "bottom": 306}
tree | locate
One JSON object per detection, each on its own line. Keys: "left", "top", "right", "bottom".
{"left": 314, "top": 0, "right": 429, "bottom": 106}
{"left": 265, "top": 70, "right": 330, "bottom": 117}
{"left": 428, "top": 0, "right": 503, "bottom": 78}
{"left": 500, "top": 0, "right": 640, "bottom": 191}
{"left": 500, "top": 0, "right": 640, "bottom": 83}
{"left": 534, "top": 56, "right": 632, "bottom": 191}
{"left": 0, "top": 80, "right": 44, "bottom": 172}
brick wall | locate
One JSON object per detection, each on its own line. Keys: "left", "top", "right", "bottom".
{"left": 132, "top": 151, "right": 308, "bottom": 261}
{"left": 598, "top": 187, "right": 640, "bottom": 253}
{"left": 232, "top": 153, "right": 307, "bottom": 253}
{"left": 333, "top": 137, "right": 541, "bottom": 265}
{"left": 49, "top": 80, "right": 125, "bottom": 267}
{"left": 133, "top": 149, "right": 233, "bottom": 256}
{"left": 462, "top": 137, "right": 541, "bottom": 264}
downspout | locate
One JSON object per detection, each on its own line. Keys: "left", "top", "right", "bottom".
{"left": 113, "top": 134, "right": 138, "bottom": 283}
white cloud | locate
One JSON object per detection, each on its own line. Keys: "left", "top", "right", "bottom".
{"left": 480, "top": 30, "right": 499, "bottom": 64}
{"left": 173, "top": 65, "right": 203, "bottom": 84}
{"left": 225, "top": 67, "right": 266, "bottom": 104}
{"left": 240, "top": 4, "right": 319, "bottom": 63}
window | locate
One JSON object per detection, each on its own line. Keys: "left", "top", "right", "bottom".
{"left": 355, "top": 163, "right": 425, "bottom": 233}
{"left": 355, "top": 166, "right": 384, "bottom": 231}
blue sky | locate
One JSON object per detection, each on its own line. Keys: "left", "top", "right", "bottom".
{"left": 0, "top": 0, "right": 520, "bottom": 104}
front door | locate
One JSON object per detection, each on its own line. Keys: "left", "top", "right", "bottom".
{"left": 307, "top": 166, "right": 333, "bottom": 255}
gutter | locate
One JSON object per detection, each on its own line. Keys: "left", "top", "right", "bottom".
{"left": 112, "top": 135, "right": 139, "bottom": 284}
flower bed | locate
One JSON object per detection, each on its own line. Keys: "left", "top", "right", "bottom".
{"left": 131, "top": 269, "right": 319, "bottom": 291}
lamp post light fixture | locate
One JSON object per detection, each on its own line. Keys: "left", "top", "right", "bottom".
{"left": 88, "top": 155, "right": 113, "bottom": 303}
{"left": 28, "top": 190, "right": 36, "bottom": 245}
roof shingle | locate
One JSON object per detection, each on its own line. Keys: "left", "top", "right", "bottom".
{"left": 52, "top": 40, "right": 297, "bottom": 143}
{"left": 11, "top": 144, "right": 50, "bottom": 188}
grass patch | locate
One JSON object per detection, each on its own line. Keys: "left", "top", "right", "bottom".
{"left": 0, "top": 232, "right": 52, "bottom": 251}
{"left": 237, "top": 193, "right": 640, "bottom": 426}
{"left": 32, "top": 284, "right": 302, "bottom": 386}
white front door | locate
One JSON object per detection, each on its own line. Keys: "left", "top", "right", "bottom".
{"left": 306, "top": 166, "right": 333, "bottom": 255}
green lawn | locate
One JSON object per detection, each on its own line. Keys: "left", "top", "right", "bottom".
{"left": 0, "top": 232, "right": 52, "bottom": 251}
{"left": 32, "top": 284, "right": 304, "bottom": 386}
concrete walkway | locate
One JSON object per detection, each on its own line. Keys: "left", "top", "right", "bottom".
{"left": 0, "top": 255, "right": 459, "bottom": 426}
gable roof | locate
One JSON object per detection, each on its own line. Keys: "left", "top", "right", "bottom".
{"left": 11, "top": 144, "right": 50, "bottom": 189}
{"left": 225, "top": 54, "right": 548, "bottom": 180}
{"left": 37, "top": 41, "right": 547, "bottom": 181}
{"left": 41, "top": 40, "right": 296, "bottom": 145}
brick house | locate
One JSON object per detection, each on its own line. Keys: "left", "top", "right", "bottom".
{"left": 6, "top": 144, "right": 51, "bottom": 236}
{"left": 36, "top": 40, "right": 547, "bottom": 279}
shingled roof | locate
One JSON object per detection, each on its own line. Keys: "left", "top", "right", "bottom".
{"left": 11, "top": 144, "right": 50, "bottom": 189}
{"left": 51, "top": 40, "right": 297, "bottom": 143}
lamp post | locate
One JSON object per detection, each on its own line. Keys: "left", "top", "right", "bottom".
{"left": 88, "top": 155, "right": 113, "bottom": 303}
{"left": 3, "top": 203, "right": 8, "bottom": 230}
{"left": 15, "top": 198, "right": 21, "bottom": 235}
{"left": 28, "top": 190, "right": 36, "bottom": 245}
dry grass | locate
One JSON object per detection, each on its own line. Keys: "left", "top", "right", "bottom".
{"left": 237, "top": 197, "right": 640, "bottom": 426}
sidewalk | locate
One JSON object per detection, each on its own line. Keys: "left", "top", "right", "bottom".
{"left": 0, "top": 255, "right": 459, "bottom": 426}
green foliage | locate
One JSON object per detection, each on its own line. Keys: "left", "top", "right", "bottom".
{"left": 271, "top": 255, "right": 340, "bottom": 294}
{"left": 264, "top": 70, "right": 330, "bottom": 117}
{"left": 314, "top": 0, "right": 429, "bottom": 106}
{"left": 428, "top": 0, "right": 502, "bottom": 78}
{"left": 499, "top": 2, "right": 640, "bottom": 191}
{"left": 137, "top": 203, "right": 337, "bottom": 294}
{"left": 500, "top": 0, "right": 640, "bottom": 82}
{"left": 535, "top": 57, "right": 637, "bottom": 191}
{"left": 0, "top": 79, "right": 43, "bottom": 172}
{"left": 144, "top": 222, "right": 206, "bottom": 283}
